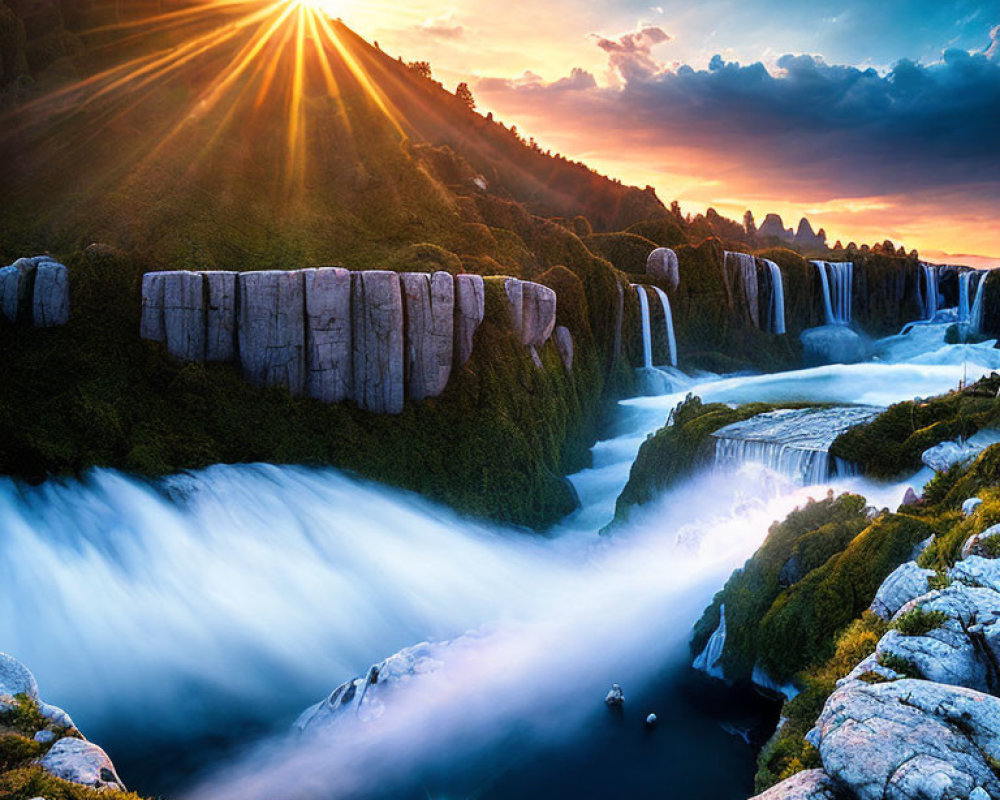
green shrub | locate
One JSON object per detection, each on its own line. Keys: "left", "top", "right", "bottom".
{"left": 893, "top": 607, "right": 947, "bottom": 636}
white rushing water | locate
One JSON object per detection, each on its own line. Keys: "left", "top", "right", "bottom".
{"left": 920, "top": 263, "right": 939, "bottom": 320}
{"left": 651, "top": 286, "right": 678, "bottom": 367}
{"left": 712, "top": 406, "right": 883, "bottom": 485}
{"left": 972, "top": 272, "right": 988, "bottom": 333}
{"left": 633, "top": 284, "right": 653, "bottom": 370}
{"left": 3, "top": 315, "right": 1000, "bottom": 799}
{"left": 763, "top": 259, "right": 786, "bottom": 335}
{"left": 811, "top": 260, "right": 853, "bottom": 325}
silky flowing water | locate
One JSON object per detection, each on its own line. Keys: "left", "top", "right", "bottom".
{"left": 2, "top": 322, "right": 999, "bottom": 799}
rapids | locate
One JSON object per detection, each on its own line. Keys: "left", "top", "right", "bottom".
{"left": 2, "top": 320, "right": 999, "bottom": 799}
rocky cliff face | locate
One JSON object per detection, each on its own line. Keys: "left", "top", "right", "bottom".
{"left": 139, "top": 268, "right": 549, "bottom": 414}
{"left": 0, "top": 256, "right": 69, "bottom": 327}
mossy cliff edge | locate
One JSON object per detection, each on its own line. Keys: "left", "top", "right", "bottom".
{"left": 689, "top": 383, "right": 1000, "bottom": 794}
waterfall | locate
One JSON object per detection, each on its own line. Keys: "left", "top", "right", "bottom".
{"left": 633, "top": 284, "right": 653, "bottom": 369}
{"left": 692, "top": 604, "right": 726, "bottom": 679}
{"left": 650, "top": 286, "right": 678, "bottom": 367}
{"left": 971, "top": 272, "right": 987, "bottom": 333}
{"left": 811, "top": 261, "right": 853, "bottom": 325}
{"left": 920, "top": 263, "right": 939, "bottom": 320}
{"left": 763, "top": 259, "right": 786, "bottom": 335}
{"left": 724, "top": 251, "right": 760, "bottom": 327}
{"left": 959, "top": 271, "right": 972, "bottom": 324}
{"left": 711, "top": 406, "right": 882, "bottom": 484}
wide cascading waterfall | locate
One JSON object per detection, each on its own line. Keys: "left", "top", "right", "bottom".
{"left": 811, "top": 261, "right": 854, "bottom": 325}
{"left": 633, "top": 284, "right": 653, "bottom": 369}
{"left": 763, "top": 259, "right": 786, "bottom": 335}
{"left": 711, "top": 406, "right": 882, "bottom": 484}
{"left": 920, "top": 263, "right": 939, "bottom": 320}
{"left": 724, "top": 251, "right": 760, "bottom": 327}
{"left": 651, "top": 286, "right": 678, "bottom": 366}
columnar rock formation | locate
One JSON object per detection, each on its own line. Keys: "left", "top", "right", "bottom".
{"left": 0, "top": 255, "right": 70, "bottom": 327}
{"left": 238, "top": 270, "right": 306, "bottom": 394}
{"left": 141, "top": 269, "right": 532, "bottom": 412}
{"left": 504, "top": 277, "right": 559, "bottom": 364}
{"left": 454, "top": 273, "right": 485, "bottom": 367}
{"left": 304, "top": 267, "right": 353, "bottom": 403}
{"left": 724, "top": 251, "right": 760, "bottom": 328}
{"left": 352, "top": 270, "right": 404, "bottom": 414}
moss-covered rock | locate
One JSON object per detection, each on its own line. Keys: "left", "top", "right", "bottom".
{"left": 0, "top": 247, "right": 611, "bottom": 530}
{"left": 582, "top": 232, "right": 657, "bottom": 275}
{"left": 830, "top": 374, "right": 1000, "bottom": 478}
{"left": 611, "top": 396, "right": 809, "bottom": 525}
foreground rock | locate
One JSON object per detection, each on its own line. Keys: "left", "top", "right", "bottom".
{"left": 401, "top": 271, "right": 454, "bottom": 401}
{"left": 750, "top": 769, "right": 840, "bottom": 800}
{"left": 0, "top": 652, "right": 128, "bottom": 792}
{"left": 238, "top": 270, "right": 306, "bottom": 394}
{"left": 816, "top": 680, "right": 1000, "bottom": 799}
{"left": 352, "top": 270, "right": 404, "bottom": 414}
{"left": 646, "top": 247, "right": 679, "bottom": 290}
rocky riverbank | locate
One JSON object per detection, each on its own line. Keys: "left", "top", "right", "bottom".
{"left": 691, "top": 381, "right": 1000, "bottom": 799}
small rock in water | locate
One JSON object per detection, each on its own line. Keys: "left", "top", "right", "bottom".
{"left": 605, "top": 683, "right": 624, "bottom": 708}
{"left": 645, "top": 713, "right": 657, "bottom": 727}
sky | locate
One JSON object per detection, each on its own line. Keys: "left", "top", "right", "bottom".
{"left": 336, "top": 0, "right": 1000, "bottom": 263}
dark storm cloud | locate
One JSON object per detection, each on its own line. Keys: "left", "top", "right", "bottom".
{"left": 476, "top": 26, "right": 1000, "bottom": 202}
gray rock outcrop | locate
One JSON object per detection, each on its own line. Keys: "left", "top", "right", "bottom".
{"left": 304, "top": 267, "right": 353, "bottom": 403}
{"left": 454, "top": 273, "right": 485, "bottom": 366}
{"left": 2, "top": 256, "right": 69, "bottom": 326}
{"left": 646, "top": 248, "right": 679, "bottom": 290}
{"left": 238, "top": 270, "right": 306, "bottom": 394}
{"left": 869, "top": 561, "right": 934, "bottom": 619}
{"left": 32, "top": 261, "right": 70, "bottom": 327}
{"left": 140, "top": 271, "right": 167, "bottom": 341}
{"left": 37, "top": 738, "right": 126, "bottom": 791}
{"left": 401, "top": 271, "right": 454, "bottom": 401}
{"left": 163, "top": 271, "right": 206, "bottom": 362}
{"left": 1, "top": 652, "right": 125, "bottom": 791}
{"left": 816, "top": 679, "right": 1000, "bottom": 799}
{"left": 352, "top": 270, "right": 404, "bottom": 414}
{"left": 801, "top": 325, "right": 867, "bottom": 366}
{"left": 504, "top": 277, "right": 557, "bottom": 349}
{"left": 554, "top": 326, "right": 574, "bottom": 372}
{"left": 202, "top": 271, "right": 237, "bottom": 362}
{"left": 961, "top": 524, "right": 1000, "bottom": 559}
{"left": 520, "top": 281, "right": 557, "bottom": 347}
{"left": 750, "top": 769, "right": 841, "bottom": 800}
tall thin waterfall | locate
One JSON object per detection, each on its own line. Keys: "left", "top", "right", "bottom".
{"left": 959, "top": 271, "right": 973, "bottom": 324}
{"left": 920, "top": 263, "right": 939, "bottom": 320}
{"left": 633, "top": 284, "right": 653, "bottom": 369}
{"left": 971, "top": 272, "right": 988, "bottom": 333}
{"left": 763, "top": 259, "right": 786, "bottom": 335}
{"left": 692, "top": 604, "right": 726, "bottom": 679}
{"left": 650, "top": 286, "right": 678, "bottom": 367}
{"left": 811, "top": 261, "right": 853, "bottom": 325}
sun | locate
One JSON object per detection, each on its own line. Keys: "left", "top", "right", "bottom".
{"left": 288, "top": 0, "right": 346, "bottom": 17}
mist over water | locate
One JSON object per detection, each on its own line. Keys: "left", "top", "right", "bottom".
{"left": 2, "top": 320, "right": 998, "bottom": 798}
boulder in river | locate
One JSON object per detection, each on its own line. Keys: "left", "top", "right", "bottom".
{"left": 800, "top": 325, "right": 868, "bottom": 366}
{"left": 37, "top": 738, "right": 126, "bottom": 791}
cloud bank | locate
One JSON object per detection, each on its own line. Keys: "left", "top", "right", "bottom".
{"left": 476, "top": 23, "right": 1000, "bottom": 256}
